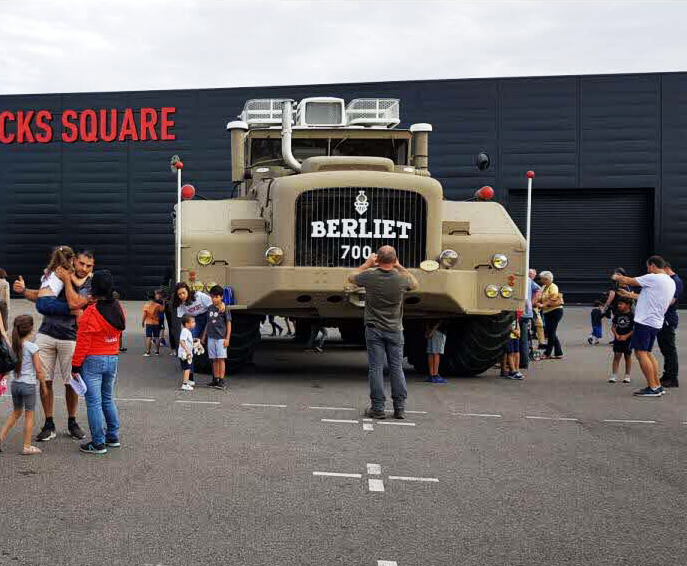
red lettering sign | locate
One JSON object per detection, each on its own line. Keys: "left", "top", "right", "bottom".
{"left": 0, "top": 107, "right": 176, "bottom": 143}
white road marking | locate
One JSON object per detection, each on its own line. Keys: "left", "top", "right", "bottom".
{"left": 525, "top": 415, "right": 579, "bottom": 421}
{"left": 362, "top": 419, "right": 416, "bottom": 426}
{"left": 321, "top": 418, "right": 359, "bottom": 424}
{"left": 313, "top": 471, "right": 362, "bottom": 479}
{"left": 363, "top": 423, "right": 374, "bottom": 431}
{"left": 175, "top": 400, "right": 221, "bottom": 405}
{"left": 388, "top": 476, "right": 439, "bottom": 483}
{"left": 452, "top": 412, "right": 502, "bottom": 418}
{"left": 603, "top": 419, "right": 656, "bottom": 424}
{"left": 115, "top": 398, "right": 157, "bottom": 402}
{"left": 368, "top": 478, "right": 385, "bottom": 492}
{"left": 378, "top": 561, "right": 398, "bottom": 566}
{"left": 309, "top": 406, "right": 356, "bottom": 411}
{"left": 385, "top": 409, "right": 427, "bottom": 415}
{"left": 367, "top": 463, "right": 381, "bottom": 475}
{"left": 241, "top": 403, "right": 287, "bottom": 408}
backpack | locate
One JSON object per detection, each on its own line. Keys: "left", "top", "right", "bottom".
{"left": 0, "top": 336, "right": 17, "bottom": 374}
{"left": 223, "top": 286, "right": 236, "bottom": 306}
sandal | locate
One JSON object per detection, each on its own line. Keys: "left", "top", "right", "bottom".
{"left": 21, "top": 445, "right": 41, "bottom": 455}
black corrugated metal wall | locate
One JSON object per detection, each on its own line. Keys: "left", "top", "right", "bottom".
{"left": 0, "top": 72, "right": 684, "bottom": 299}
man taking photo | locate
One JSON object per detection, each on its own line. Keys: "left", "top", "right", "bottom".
{"left": 348, "top": 246, "right": 418, "bottom": 420}
{"left": 13, "top": 249, "right": 95, "bottom": 440}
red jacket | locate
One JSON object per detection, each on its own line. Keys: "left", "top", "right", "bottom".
{"left": 71, "top": 300, "right": 126, "bottom": 372}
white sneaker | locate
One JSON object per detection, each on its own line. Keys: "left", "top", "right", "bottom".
{"left": 188, "top": 380, "right": 196, "bottom": 387}
{"left": 608, "top": 376, "right": 617, "bottom": 383}
{"left": 622, "top": 376, "right": 631, "bottom": 383}
{"left": 181, "top": 383, "right": 194, "bottom": 391}
{"left": 143, "top": 352, "right": 151, "bottom": 357}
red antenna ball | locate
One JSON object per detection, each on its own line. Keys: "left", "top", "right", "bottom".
{"left": 475, "top": 186, "right": 494, "bottom": 201}
{"left": 181, "top": 184, "right": 196, "bottom": 200}
{"left": 526, "top": 170, "right": 535, "bottom": 179}
{"left": 174, "top": 161, "right": 184, "bottom": 170}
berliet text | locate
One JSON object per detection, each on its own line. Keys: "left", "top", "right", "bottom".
{"left": 311, "top": 218, "right": 413, "bottom": 239}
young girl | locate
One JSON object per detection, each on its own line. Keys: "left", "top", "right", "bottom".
{"left": 36, "top": 246, "right": 87, "bottom": 317}
{"left": 0, "top": 315, "right": 46, "bottom": 455}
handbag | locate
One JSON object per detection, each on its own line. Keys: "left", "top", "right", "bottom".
{"left": 0, "top": 336, "right": 17, "bottom": 375}
{"left": 544, "top": 285, "right": 565, "bottom": 308}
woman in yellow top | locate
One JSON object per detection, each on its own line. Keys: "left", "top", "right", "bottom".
{"left": 535, "top": 270, "right": 564, "bottom": 359}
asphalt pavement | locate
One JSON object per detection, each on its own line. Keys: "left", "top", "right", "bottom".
{"left": 1, "top": 301, "right": 686, "bottom": 566}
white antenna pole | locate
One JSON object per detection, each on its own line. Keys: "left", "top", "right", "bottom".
{"left": 176, "top": 165, "right": 182, "bottom": 283}
{"left": 525, "top": 170, "right": 535, "bottom": 277}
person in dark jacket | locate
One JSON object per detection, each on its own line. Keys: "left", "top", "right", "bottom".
{"left": 71, "top": 270, "right": 126, "bottom": 454}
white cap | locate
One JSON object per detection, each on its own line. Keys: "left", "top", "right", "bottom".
{"left": 410, "top": 123, "right": 433, "bottom": 133}
{"left": 226, "top": 120, "right": 249, "bottom": 131}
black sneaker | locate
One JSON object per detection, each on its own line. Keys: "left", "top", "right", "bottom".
{"left": 632, "top": 386, "right": 664, "bottom": 397}
{"left": 36, "top": 424, "right": 57, "bottom": 442}
{"left": 393, "top": 409, "right": 406, "bottom": 420}
{"left": 207, "top": 379, "right": 219, "bottom": 388}
{"left": 364, "top": 407, "right": 386, "bottom": 419}
{"left": 68, "top": 421, "right": 87, "bottom": 440}
{"left": 80, "top": 441, "right": 107, "bottom": 454}
{"left": 214, "top": 380, "right": 226, "bottom": 390}
{"left": 661, "top": 379, "right": 679, "bottom": 388}
{"left": 105, "top": 438, "right": 121, "bottom": 448}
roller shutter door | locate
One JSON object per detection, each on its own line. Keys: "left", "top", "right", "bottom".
{"left": 508, "top": 188, "right": 652, "bottom": 303}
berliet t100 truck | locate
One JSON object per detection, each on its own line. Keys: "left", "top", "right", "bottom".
{"left": 175, "top": 97, "right": 526, "bottom": 375}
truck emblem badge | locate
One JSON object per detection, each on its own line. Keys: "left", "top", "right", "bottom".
{"left": 354, "top": 191, "right": 369, "bottom": 215}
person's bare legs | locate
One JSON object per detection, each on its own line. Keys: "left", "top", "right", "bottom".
{"left": 145, "top": 337, "right": 152, "bottom": 354}
{"left": 635, "top": 350, "right": 659, "bottom": 388}
{"left": 649, "top": 353, "right": 659, "bottom": 387}
{"left": 40, "top": 381, "right": 55, "bottom": 419}
{"left": 23, "top": 410, "right": 35, "bottom": 449}
{"left": 624, "top": 353, "right": 632, "bottom": 375}
{"left": 217, "top": 359, "right": 226, "bottom": 379}
{"left": 0, "top": 409, "right": 22, "bottom": 443}
{"left": 612, "top": 352, "right": 622, "bottom": 375}
{"left": 65, "top": 384, "right": 78, "bottom": 419}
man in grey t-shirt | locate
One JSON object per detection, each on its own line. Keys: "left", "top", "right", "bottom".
{"left": 349, "top": 246, "right": 418, "bottom": 419}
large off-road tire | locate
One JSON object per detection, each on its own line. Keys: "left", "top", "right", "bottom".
{"left": 166, "top": 303, "right": 261, "bottom": 375}
{"left": 404, "top": 312, "right": 514, "bottom": 377}
{"left": 337, "top": 320, "right": 366, "bottom": 345}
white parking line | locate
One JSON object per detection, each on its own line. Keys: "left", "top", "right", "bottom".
{"left": 378, "top": 561, "right": 398, "bottom": 566}
{"left": 452, "top": 412, "right": 502, "bottom": 418}
{"left": 367, "top": 463, "right": 381, "bottom": 475}
{"left": 362, "top": 419, "right": 416, "bottom": 427}
{"left": 603, "top": 419, "right": 656, "bottom": 424}
{"left": 385, "top": 409, "right": 427, "bottom": 415}
{"left": 321, "top": 418, "right": 359, "bottom": 424}
{"left": 525, "top": 416, "right": 579, "bottom": 421}
{"left": 388, "top": 476, "right": 439, "bottom": 483}
{"left": 175, "top": 400, "right": 221, "bottom": 405}
{"left": 115, "top": 398, "right": 157, "bottom": 402}
{"left": 363, "top": 423, "right": 374, "bottom": 431}
{"left": 241, "top": 403, "right": 287, "bottom": 408}
{"left": 309, "top": 406, "right": 356, "bottom": 411}
{"left": 313, "top": 471, "right": 362, "bottom": 479}
{"left": 368, "top": 478, "right": 385, "bottom": 492}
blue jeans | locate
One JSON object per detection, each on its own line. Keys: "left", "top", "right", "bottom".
{"left": 365, "top": 326, "right": 407, "bottom": 411}
{"left": 82, "top": 355, "right": 120, "bottom": 446}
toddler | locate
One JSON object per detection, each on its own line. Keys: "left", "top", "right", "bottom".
{"left": 36, "top": 246, "right": 87, "bottom": 317}
{"left": 588, "top": 300, "right": 604, "bottom": 345}
{"left": 178, "top": 314, "right": 196, "bottom": 391}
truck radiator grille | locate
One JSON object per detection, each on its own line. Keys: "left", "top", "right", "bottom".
{"left": 295, "top": 187, "right": 427, "bottom": 268}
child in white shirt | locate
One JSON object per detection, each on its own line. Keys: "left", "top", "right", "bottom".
{"left": 178, "top": 315, "right": 196, "bottom": 391}
{"left": 36, "top": 246, "right": 88, "bottom": 317}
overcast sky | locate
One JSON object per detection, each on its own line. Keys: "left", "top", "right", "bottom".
{"left": 0, "top": 0, "right": 685, "bottom": 95}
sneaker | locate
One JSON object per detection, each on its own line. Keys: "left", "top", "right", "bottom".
{"left": 632, "top": 386, "right": 663, "bottom": 397}
{"left": 36, "top": 424, "right": 57, "bottom": 442}
{"left": 80, "top": 441, "right": 107, "bottom": 454}
{"left": 393, "top": 409, "right": 406, "bottom": 420}
{"left": 144, "top": 352, "right": 151, "bottom": 357}
{"left": 119, "top": 348, "right": 128, "bottom": 353}
{"left": 155, "top": 351, "right": 161, "bottom": 356}
{"left": 608, "top": 376, "right": 617, "bottom": 383}
{"left": 314, "top": 346, "right": 323, "bottom": 353}
{"left": 430, "top": 376, "right": 448, "bottom": 383}
{"left": 188, "top": 380, "right": 196, "bottom": 387}
{"left": 364, "top": 407, "right": 386, "bottom": 419}
{"left": 425, "top": 375, "right": 434, "bottom": 382}
{"left": 207, "top": 379, "right": 218, "bottom": 388}
{"left": 68, "top": 421, "right": 87, "bottom": 440}
{"left": 587, "top": 336, "right": 594, "bottom": 345}
{"left": 181, "top": 383, "right": 194, "bottom": 391}
{"left": 507, "top": 372, "right": 524, "bottom": 380}
{"left": 661, "top": 379, "right": 679, "bottom": 388}
{"left": 214, "top": 380, "right": 226, "bottom": 390}
{"left": 169, "top": 351, "right": 176, "bottom": 356}
{"left": 105, "top": 438, "right": 121, "bottom": 447}
{"left": 160, "top": 338, "right": 167, "bottom": 347}
{"left": 622, "top": 376, "right": 632, "bottom": 384}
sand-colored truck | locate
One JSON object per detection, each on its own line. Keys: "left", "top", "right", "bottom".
{"left": 173, "top": 97, "right": 526, "bottom": 375}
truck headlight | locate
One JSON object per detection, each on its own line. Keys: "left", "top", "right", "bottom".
{"left": 265, "top": 246, "right": 285, "bottom": 266}
{"left": 485, "top": 285, "right": 499, "bottom": 298}
{"left": 439, "top": 249, "right": 459, "bottom": 269}
{"left": 197, "top": 249, "right": 214, "bottom": 266}
{"left": 491, "top": 253, "right": 508, "bottom": 269}
{"left": 205, "top": 281, "right": 218, "bottom": 292}
{"left": 500, "top": 285, "right": 514, "bottom": 298}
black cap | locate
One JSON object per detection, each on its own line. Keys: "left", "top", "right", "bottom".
{"left": 90, "top": 270, "right": 114, "bottom": 299}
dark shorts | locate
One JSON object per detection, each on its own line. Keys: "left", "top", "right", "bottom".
{"left": 11, "top": 380, "right": 37, "bottom": 411}
{"left": 145, "top": 324, "right": 161, "bottom": 338}
{"left": 630, "top": 323, "right": 659, "bottom": 352}
{"left": 612, "top": 339, "right": 632, "bottom": 354}
{"left": 179, "top": 358, "right": 193, "bottom": 372}
{"left": 506, "top": 338, "right": 520, "bottom": 354}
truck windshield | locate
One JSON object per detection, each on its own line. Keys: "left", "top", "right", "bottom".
{"left": 250, "top": 137, "right": 408, "bottom": 167}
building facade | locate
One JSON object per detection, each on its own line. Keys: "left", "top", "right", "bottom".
{"left": 0, "top": 72, "right": 684, "bottom": 300}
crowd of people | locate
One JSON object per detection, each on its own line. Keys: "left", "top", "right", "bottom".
{"left": 0, "top": 244, "right": 682, "bottom": 455}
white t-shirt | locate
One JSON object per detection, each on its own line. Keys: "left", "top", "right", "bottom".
{"left": 176, "top": 292, "right": 212, "bottom": 318}
{"left": 12, "top": 341, "right": 40, "bottom": 385}
{"left": 178, "top": 327, "right": 194, "bottom": 360}
{"left": 40, "top": 272, "right": 64, "bottom": 295}
{"left": 634, "top": 273, "right": 676, "bottom": 329}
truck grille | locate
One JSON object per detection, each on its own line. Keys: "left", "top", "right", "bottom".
{"left": 295, "top": 187, "right": 427, "bottom": 268}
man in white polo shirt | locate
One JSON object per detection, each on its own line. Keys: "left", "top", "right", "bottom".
{"left": 613, "top": 255, "right": 675, "bottom": 397}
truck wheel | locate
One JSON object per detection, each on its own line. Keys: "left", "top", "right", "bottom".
{"left": 405, "top": 312, "right": 514, "bottom": 377}
{"left": 338, "top": 321, "right": 366, "bottom": 345}
{"left": 226, "top": 313, "right": 262, "bottom": 373}
{"left": 293, "top": 319, "right": 313, "bottom": 344}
